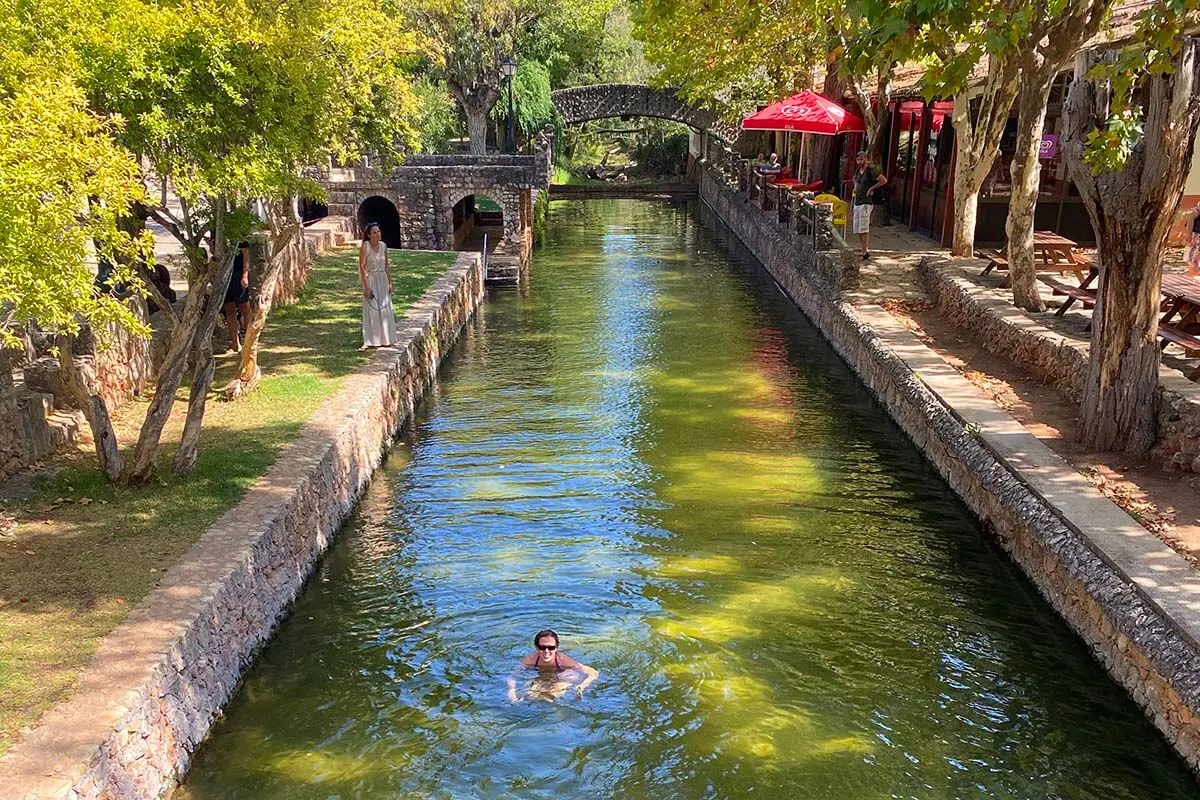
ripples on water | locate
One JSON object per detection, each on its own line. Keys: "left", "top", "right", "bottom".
{"left": 177, "top": 201, "right": 1197, "bottom": 799}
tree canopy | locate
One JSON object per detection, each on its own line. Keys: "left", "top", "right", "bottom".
{"left": 0, "top": 2, "right": 148, "bottom": 349}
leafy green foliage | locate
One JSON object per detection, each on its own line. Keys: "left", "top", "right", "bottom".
{"left": 1084, "top": 0, "right": 1200, "bottom": 172}
{"left": 414, "top": 75, "right": 463, "bottom": 153}
{"left": 410, "top": 0, "right": 621, "bottom": 150}
{"left": 633, "top": 0, "right": 826, "bottom": 118}
{"left": 0, "top": 9, "right": 149, "bottom": 347}
{"left": 491, "top": 59, "right": 554, "bottom": 136}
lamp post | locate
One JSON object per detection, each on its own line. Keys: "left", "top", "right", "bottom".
{"left": 501, "top": 55, "right": 517, "bottom": 155}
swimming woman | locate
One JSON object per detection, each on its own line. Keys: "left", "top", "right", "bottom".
{"left": 507, "top": 629, "right": 598, "bottom": 703}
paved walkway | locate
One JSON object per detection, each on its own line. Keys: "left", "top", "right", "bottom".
{"left": 847, "top": 225, "right": 945, "bottom": 305}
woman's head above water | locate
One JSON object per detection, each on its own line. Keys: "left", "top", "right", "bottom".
{"left": 509, "top": 628, "right": 599, "bottom": 701}
{"left": 533, "top": 629, "right": 559, "bottom": 663}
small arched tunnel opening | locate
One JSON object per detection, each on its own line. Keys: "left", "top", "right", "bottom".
{"left": 451, "top": 194, "right": 504, "bottom": 254}
{"left": 357, "top": 196, "right": 402, "bottom": 248}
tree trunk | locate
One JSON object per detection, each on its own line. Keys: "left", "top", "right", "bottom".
{"left": 1063, "top": 39, "right": 1200, "bottom": 456}
{"left": 171, "top": 336, "right": 215, "bottom": 476}
{"left": 951, "top": 166, "right": 982, "bottom": 257}
{"left": 171, "top": 255, "right": 232, "bottom": 476}
{"left": 126, "top": 200, "right": 233, "bottom": 484}
{"left": 221, "top": 209, "right": 303, "bottom": 401}
{"left": 1080, "top": 249, "right": 1163, "bottom": 454}
{"left": 451, "top": 82, "right": 500, "bottom": 156}
{"left": 466, "top": 107, "right": 488, "bottom": 155}
{"left": 56, "top": 334, "right": 122, "bottom": 482}
{"left": 1006, "top": 59, "right": 1056, "bottom": 312}
{"left": 949, "top": 58, "right": 1022, "bottom": 257}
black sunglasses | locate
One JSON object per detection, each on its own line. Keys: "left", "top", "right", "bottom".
{"left": 537, "top": 644, "right": 557, "bottom": 652}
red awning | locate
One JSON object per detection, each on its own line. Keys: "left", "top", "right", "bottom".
{"left": 741, "top": 90, "right": 867, "bottom": 135}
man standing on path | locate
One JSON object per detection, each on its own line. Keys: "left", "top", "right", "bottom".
{"left": 853, "top": 151, "right": 887, "bottom": 261}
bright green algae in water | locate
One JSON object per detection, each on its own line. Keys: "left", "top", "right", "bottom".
{"left": 177, "top": 201, "right": 1199, "bottom": 799}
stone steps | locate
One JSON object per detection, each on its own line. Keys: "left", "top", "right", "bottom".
{"left": 485, "top": 255, "right": 520, "bottom": 286}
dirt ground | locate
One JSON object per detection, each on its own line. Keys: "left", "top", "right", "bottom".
{"left": 880, "top": 298, "right": 1200, "bottom": 569}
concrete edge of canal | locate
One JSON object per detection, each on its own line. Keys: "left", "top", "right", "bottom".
{"left": 0, "top": 251, "right": 486, "bottom": 800}
{"left": 697, "top": 164, "right": 1200, "bottom": 777}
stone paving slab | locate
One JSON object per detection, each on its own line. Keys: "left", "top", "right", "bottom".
{"left": 865, "top": 306, "right": 1200, "bottom": 646}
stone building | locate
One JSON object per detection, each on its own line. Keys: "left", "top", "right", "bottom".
{"left": 323, "top": 137, "right": 552, "bottom": 284}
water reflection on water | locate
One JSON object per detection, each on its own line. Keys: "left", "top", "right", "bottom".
{"left": 177, "top": 201, "right": 1197, "bottom": 799}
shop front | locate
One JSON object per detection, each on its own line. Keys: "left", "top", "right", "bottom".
{"left": 882, "top": 80, "right": 1096, "bottom": 248}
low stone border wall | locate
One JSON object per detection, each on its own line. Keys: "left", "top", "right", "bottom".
{"left": 698, "top": 166, "right": 1200, "bottom": 776}
{"left": 0, "top": 251, "right": 485, "bottom": 800}
{"left": 919, "top": 257, "right": 1200, "bottom": 472}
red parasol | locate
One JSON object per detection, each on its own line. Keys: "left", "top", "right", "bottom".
{"left": 740, "top": 90, "right": 867, "bottom": 134}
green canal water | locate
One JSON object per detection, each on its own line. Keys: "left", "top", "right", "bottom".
{"left": 177, "top": 201, "right": 1198, "bottom": 799}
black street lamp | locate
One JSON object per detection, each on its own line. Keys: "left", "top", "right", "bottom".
{"left": 502, "top": 55, "right": 517, "bottom": 155}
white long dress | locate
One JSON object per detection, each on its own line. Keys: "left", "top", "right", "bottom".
{"left": 362, "top": 242, "right": 396, "bottom": 347}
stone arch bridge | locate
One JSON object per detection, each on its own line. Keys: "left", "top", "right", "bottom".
{"left": 551, "top": 84, "right": 739, "bottom": 142}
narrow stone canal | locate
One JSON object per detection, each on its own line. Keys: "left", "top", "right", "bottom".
{"left": 177, "top": 201, "right": 1198, "bottom": 798}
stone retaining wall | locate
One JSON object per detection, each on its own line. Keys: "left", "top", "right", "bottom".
{"left": 698, "top": 165, "right": 1200, "bottom": 776}
{"left": 697, "top": 165, "right": 857, "bottom": 295}
{"left": 919, "top": 257, "right": 1200, "bottom": 473}
{"left": 0, "top": 251, "right": 485, "bottom": 800}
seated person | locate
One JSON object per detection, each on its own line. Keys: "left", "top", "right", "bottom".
{"left": 756, "top": 153, "right": 783, "bottom": 175}
{"left": 507, "top": 629, "right": 598, "bottom": 702}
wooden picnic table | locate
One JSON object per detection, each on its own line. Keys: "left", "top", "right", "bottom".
{"left": 980, "top": 231, "right": 1091, "bottom": 284}
{"left": 1154, "top": 275, "right": 1200, "bottom": 379}
{"left": 1043, "top": 264, "right": 1099, "bottom": 316}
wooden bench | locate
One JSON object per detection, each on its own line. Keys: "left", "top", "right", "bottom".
{"left": 1041, "top": 275, "right": 1097, "bottom": 316}
{"left": 978, "top": 249, "right": 1008, "bottom": 276}
{"left": 1158, "top": 321, "right": 1200, "bottom": 354}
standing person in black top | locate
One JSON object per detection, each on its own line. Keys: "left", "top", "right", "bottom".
{"left": 852, "top": 151, "right": 887, "bottom": 261}
{"left": 223, "top": 241, "right": 251, "bottom": 353}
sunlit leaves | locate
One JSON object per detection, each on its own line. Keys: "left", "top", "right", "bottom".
{"left": 0, "top": 11, "right": 149, "bottom": 347}
{"left": 1085, "top": 0, "right": 1200, "bottom": 172}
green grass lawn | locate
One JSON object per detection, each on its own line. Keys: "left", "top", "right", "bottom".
{"left": 0, "top": 248, "right": 454, "bottom": 757}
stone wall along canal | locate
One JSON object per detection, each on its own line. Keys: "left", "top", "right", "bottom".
{"left": 176, "top": 201, "right": 1198, "bottom": 799}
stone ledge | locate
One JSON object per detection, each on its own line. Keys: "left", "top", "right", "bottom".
{"left": 699, "top": 179, "right": 1200, "bottom": 776}
{"left": 0, "top": 251, "right": 485, "bottom": 800}
{"left": 919, "top": 257, "right": 1200, "bottom": 472}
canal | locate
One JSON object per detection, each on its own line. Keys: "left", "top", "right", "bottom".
{"left": 177, "top": 200, "right": 1197, "bottom": 798}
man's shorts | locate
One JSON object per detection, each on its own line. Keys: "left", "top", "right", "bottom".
{"left": 853, "top": 203, "right": 872, "bottom": 235}
{"left": 224, "top": 271, "right": 250, "bottom": 306}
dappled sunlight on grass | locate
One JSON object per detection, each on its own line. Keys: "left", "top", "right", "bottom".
{"left": 0, "top": 247, "right": 454, "bottom": 756}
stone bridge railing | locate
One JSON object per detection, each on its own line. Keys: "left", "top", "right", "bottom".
{"left": 550, "top": 84, "right": 740, "bottom": 142}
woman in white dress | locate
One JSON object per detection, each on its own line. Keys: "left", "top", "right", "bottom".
{"left": 358, "top": 223, "right": 396, "bottom": 347}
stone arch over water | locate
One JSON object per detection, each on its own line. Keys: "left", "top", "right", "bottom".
{"left": 442, "top": 188, "right": 523, "bottom": 257}
{"left": 356, "top": 195, "right": 402, "bottom": 248}
{"left": 551, "top": 84, "right": 740, "bottom": 142}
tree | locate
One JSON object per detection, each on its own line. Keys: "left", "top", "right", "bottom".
{"left": 634, "top": 0, "right": 826, "bottom": 121}
{"left": 490, "top": 59, "right": 554, "bottom": 149}
{"left": 1004, "top": 0, "right": 1115, "bottom": 311}
{"left": 218, "top": 200, "right": 305, "bottom": 402}
{"left": 409, "top": 0, "right": 543, "bottom": 155}
{"left": 0, "top": 14, "right": 150, "bottom": 481}
{"left": 10, "top": 0, "right": 422, "bottom": 483}
{"left": 1062, "top": 9, "right": 1200, "bottom": 456}
{"left": 410, "top": 0, "right": 617, "bottom": 155}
